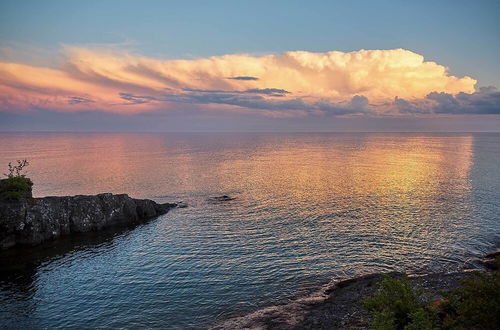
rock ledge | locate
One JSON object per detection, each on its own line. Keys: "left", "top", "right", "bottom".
{"left": 0, "top": 193, "right": 176, "bottom": 250}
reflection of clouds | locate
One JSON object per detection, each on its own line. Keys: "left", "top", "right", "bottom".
{"left": 212, "top": 134, "right": 475, "bottom": 267}
{"left": 220, "top": 135, "right": 473, "bottom": 203}
{"left": 351, "top": 136, "right": 474, "bottom": 213}
{"left": 4, "top": 133, "right": 473, "bottom": 206}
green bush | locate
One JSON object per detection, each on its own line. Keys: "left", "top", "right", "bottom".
{"left": 440, "top": 262, "right": 500, "bottom": 329}
{"left": 1, "top": 159, "right": 32, "bottom": 201}
{"left": 362, "top": 275, "right": 436, "bottom": 330}
{"left": 363, "top": 262, "right": 500, "bottom": 330}
{"left": 0, "top": 175, "right": 33, "bottom": 201}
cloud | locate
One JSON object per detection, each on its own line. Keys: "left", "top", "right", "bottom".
{"left": 0, "top": 46, "right": 486, "bottom": 117}
{"left": 227, "top": 76, "right": 259, "bottom": 81}
{"left": 393, "top": 87, "right": 500, "bottom": 115}
{"left": 428, "top": 87, "right": 500, "bottom": 114}
{"left": 393, "top": 97, "right": 432, "bottom": 114}
{"left": 68, "top": 96, "right": 94, "bottom": 104}
{"left": 245, "top": 88, "right": 289, "bottom": 96}
{"left": 119, "top": 92, "right": 156, "bottom": 104}
{"left": 118, "top": 89, "right": 372, "bottom": 117}
{"left": 182, "top": 87, "right": 289, "bottom": 96}
{"left": 350, "top": 95, "right": 369, "bottom": 111}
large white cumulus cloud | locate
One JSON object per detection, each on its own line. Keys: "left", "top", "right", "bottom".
{"left": 0, "top": 47, "right": 482, "bottom": 116}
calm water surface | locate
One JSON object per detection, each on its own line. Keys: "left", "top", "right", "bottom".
{"left": 0, "top": 132, "right": 499, "bottom": 329}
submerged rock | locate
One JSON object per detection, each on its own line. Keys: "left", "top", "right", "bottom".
{"left": 0, "top": 193, "right": 176, "bottom": 250}
{"left": 176, "top": 201, "right": 188, "bottom": 208}
{"left": 208, "top": 195, "right": 236, "bottom": 202}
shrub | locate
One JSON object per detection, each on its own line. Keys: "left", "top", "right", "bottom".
{"left": 362, "top": 263, "right": 500, "bottom": 330}
{"left": 440, "top": 260, "right": 500, "bottom": 329}
{"left": 1, "top": 159, "right": 33, "bottom": 201}
{"left": 362, "top": 275, "right": 436, "bottom": 330}
{"left": 0, "top": 176, "right": 33, "bottom": 200}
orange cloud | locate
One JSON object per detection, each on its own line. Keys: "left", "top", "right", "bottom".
{"left": 0, "top": 47, "right": 477, "bottom": 115}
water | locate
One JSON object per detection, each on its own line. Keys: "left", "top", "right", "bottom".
{"left": 0, "top": 132, "right": 499, "bottom": 329}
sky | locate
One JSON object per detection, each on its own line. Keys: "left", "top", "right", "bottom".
{"left": 1, "top": 0, "right": 499, "bottom": 132}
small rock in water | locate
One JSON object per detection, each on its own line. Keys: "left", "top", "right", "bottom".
{"left": 208, "top": 195, "right": 236, "bottom": 202}
{"left": 177, "top": 201, "right": 188, "bottom": 208}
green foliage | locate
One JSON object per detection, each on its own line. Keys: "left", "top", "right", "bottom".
{"left": 1, "top": 190, "right": 24, "bottom": 200}
{"left": 362, "top": 275, "right": 436, "bottom": 330}
{"left": 363, "top": 265, "right": 500, "bottom": 330}
{"left": 1, "top": 160, "right": 33, "bottom": 201}
{"left": 440, "top": 264, "right": 500, "bottom": 329}
{"left": 0, "top": 176, "right": 33, "bottom": 200}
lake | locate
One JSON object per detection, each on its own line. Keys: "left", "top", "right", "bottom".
{"left": 0, "top": 132, "right": 499, "bottom": 329}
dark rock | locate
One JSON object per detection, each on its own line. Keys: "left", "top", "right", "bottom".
{"left": 483, "top": 260, "right": 499, "bottom": 270}
{"left": 176, "top": 201, "right": 188, "bottom": 208}
{"left": 208, "top": 195, "right": 236, "bottom": 202}
{"left": 0, "top": 193, "right": 176, "bottom": 250}
{"left": 482, "top": 250, "right": 500, "bottom": 270}
{"left": 484, "top": 250, "right": 500, "bottom": 259}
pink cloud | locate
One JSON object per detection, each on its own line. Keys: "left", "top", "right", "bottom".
{"left": 0, "top": 47, "right": 480, "bottom": 116}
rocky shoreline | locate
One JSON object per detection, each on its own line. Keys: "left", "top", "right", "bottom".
{"left": 0, "top": 193, "right": 176, "bottom": 250}
{"left": 212, "top": 251, "right": 499, "bottom": 330}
